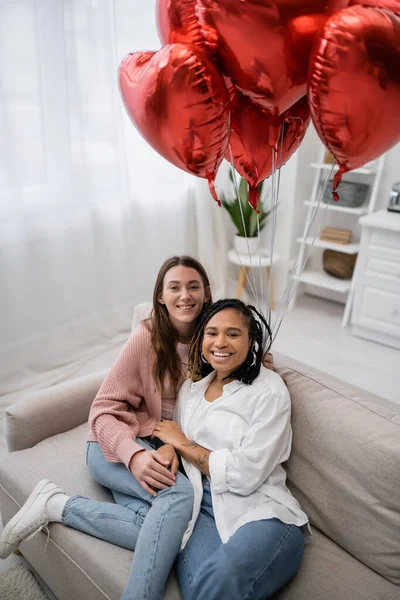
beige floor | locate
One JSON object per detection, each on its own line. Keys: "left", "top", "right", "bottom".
{"left": 0, "top": 294, "right": 399, "bottom": 598}
{"left": 272, "top": 295, "right": 399, "bottom": 404}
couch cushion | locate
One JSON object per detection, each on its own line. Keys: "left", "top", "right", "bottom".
{"left": 276, "top": 354, "right": 400, "bottom": 586}
{"left": 0, "top": 424, "right": 180, "bottom": 600}
{"left": 275, "top": 526, "right": 399, "bottom": 600}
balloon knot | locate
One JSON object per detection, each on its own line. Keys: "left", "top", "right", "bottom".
{"left": 208, "top": 178, "right": 221, "bottom": 206}
{"left": 248, "top": 186, "right": 260, "bottom": 212}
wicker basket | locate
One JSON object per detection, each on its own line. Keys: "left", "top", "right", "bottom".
{"left": 323, "top": 250, "right": 357, "bottom": 280}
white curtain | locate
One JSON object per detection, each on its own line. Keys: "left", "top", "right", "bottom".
{"left": 0, "top": 0, "right": 214, "bottom": 397}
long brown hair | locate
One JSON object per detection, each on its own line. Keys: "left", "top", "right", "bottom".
{"left": 148, "top": 256, "right": 213, "bottom": 394}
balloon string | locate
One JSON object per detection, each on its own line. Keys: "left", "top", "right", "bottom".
{"left": 271, "top": 164, "right": 335, "bottom": 342}
{"left": 266, "top": 123, "right": 283, "bottom": 333}
{"left": 272, "top": 166, "right": 334, "bottom": 340}
{"left": 269, "top": 112, "right": 303, "bottom": 336}
{"left": 228, "top": 145, "right": 259, "bottom": 305}
{"left": 269, "top": 128, "right": 284, "bottom": 336}
{"left": 271, "top": 170, "right": 333, "bottom": 342}
{"left": 257, "top": 193, "right": 280, "bottom": 321}
{"left": 256, "top": 211, "right": 263, "bottom": 315}
{"left": 229, "top": 233, "right": 258, "bottom": 300}
{"left": 268, "top": 152, "right": 275, "bottom": 327}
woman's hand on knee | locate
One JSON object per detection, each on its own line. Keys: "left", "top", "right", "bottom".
{"left": 158, "top": 444, "right": 179, "bottom": 475}
{"left": 129, "top": 450, "right": 176, "bottom": 496}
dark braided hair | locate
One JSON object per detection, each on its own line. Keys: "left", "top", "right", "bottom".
{"left": 188, "top": 299, "right": 272, "bottom": 385}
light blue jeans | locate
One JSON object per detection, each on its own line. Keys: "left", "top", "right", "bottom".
{"left": 62, "top": 440, "right": 194, "bottom": 600}
{"left": 175, "top": 480, "right": 305, "bottom": 600}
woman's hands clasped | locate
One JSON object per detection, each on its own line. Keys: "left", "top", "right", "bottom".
{"left": 129, "top": 445, "right": 178, "bottom": 497}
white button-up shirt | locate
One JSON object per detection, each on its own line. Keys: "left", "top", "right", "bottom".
{"left": 175, "top": 366, "right": 309, "bottom": 548}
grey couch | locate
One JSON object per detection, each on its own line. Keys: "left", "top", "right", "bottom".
{"left": 1, "top": 353, "right": 399, "bottom": 600}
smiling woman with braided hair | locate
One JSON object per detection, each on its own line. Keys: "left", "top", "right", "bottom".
{"left": 154, "top": 299, "right": 309, "bottom": 600}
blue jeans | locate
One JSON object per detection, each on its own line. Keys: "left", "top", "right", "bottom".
{"left": 175, "top": 481, "right": 304, "bottom": 600}
{"left": 62, "top": 440, "right": 194, "bottom": 600}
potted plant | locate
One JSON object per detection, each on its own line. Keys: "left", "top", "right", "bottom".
{"left": 221, "top": 170, "right": 271, "bottom": 255}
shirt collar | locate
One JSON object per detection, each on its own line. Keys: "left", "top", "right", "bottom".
{"left": 190, "top": 371, "right": 244, "bottom": 394}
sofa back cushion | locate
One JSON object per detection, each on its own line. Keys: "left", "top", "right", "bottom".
{"left": 277, "top": 354, "right": 400, "bottom": 585}
{"left": 6, "top": 370, "right": 108, "bottom": 452}
{"left": 132, "top": 302, "right": 152, "bottom": 331}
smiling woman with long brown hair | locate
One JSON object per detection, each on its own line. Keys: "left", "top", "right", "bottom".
{"left": 150, "top": 255, "right": 213, "bottom": 397}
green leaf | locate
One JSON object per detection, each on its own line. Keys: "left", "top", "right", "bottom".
{"left": 221, "top": 197, "right": 244, "bottom": 236}
{"left": 248, "top": 209, "right": 259, "bottom": 237}
{"left": 220, "top": 175, "right": 270, "bottom": 238}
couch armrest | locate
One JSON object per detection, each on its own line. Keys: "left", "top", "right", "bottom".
{"left": 6, "top": 369, "right": 108, "bottom": 452}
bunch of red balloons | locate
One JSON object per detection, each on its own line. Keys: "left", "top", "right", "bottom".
{"left": 119, "top": 0, "right": 400, "bottom": 209}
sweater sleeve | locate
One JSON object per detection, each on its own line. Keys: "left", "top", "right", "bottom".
{"left": 209, "top": 386, "right": 292, "bottom": 496}
{"left": 89, "top": 325, "right": 153, "bottom": 468}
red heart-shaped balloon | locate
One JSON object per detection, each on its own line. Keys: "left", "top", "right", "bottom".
{"left": 157, "top": 0, "right": 205, "bottom": 48}
{"left": 119, "top": 44, "right": 230, "bottom": 200}
{"left": 195, "top": 0, "right": 347, "bottom": 113}
{"left": 227, "top": 93, "right": 310, "bottom": 210}
{"left": 308, "top": 5, "right": 400, "bottom": 183}
{"left": 350, "top": 0, "right": 400, "bottom": 12}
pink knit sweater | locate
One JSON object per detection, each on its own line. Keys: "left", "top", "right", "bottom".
{"left": 88, "top": 323, "right": 164, "bottom": 469}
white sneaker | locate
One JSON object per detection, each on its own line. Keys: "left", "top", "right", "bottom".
{"left": 0, "top": 479, "right": 64, "bottom": 559}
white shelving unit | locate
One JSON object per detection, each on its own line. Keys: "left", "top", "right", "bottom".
{"left": 304, "top": 201, "right": 368, "bottom": 216}
{"left": 310, "top": 163, "right": 377, "bottom": 176}
{"left": 293, "top": 270, "right": 352, "bottom": 293}
{"left": 291, "top": 149, "right": 386, "bottom": 327}
{"left": 296, "top": 238, "right": 361, "bottom": 254}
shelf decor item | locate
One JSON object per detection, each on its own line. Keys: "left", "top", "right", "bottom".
{"left": 323, "top": 150, "right": 336, "bottom": 165}
{"left": 388, "top": 181, "right": 400, "bottom": 213}
{"left": 322, "top": 180, "right": 370, "bottom": 208}
{"left": 323, "top": 250, "right": 357, "bottom": 280}
{"left": 320, "top": 227, "right": 353, "bottom": 245}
